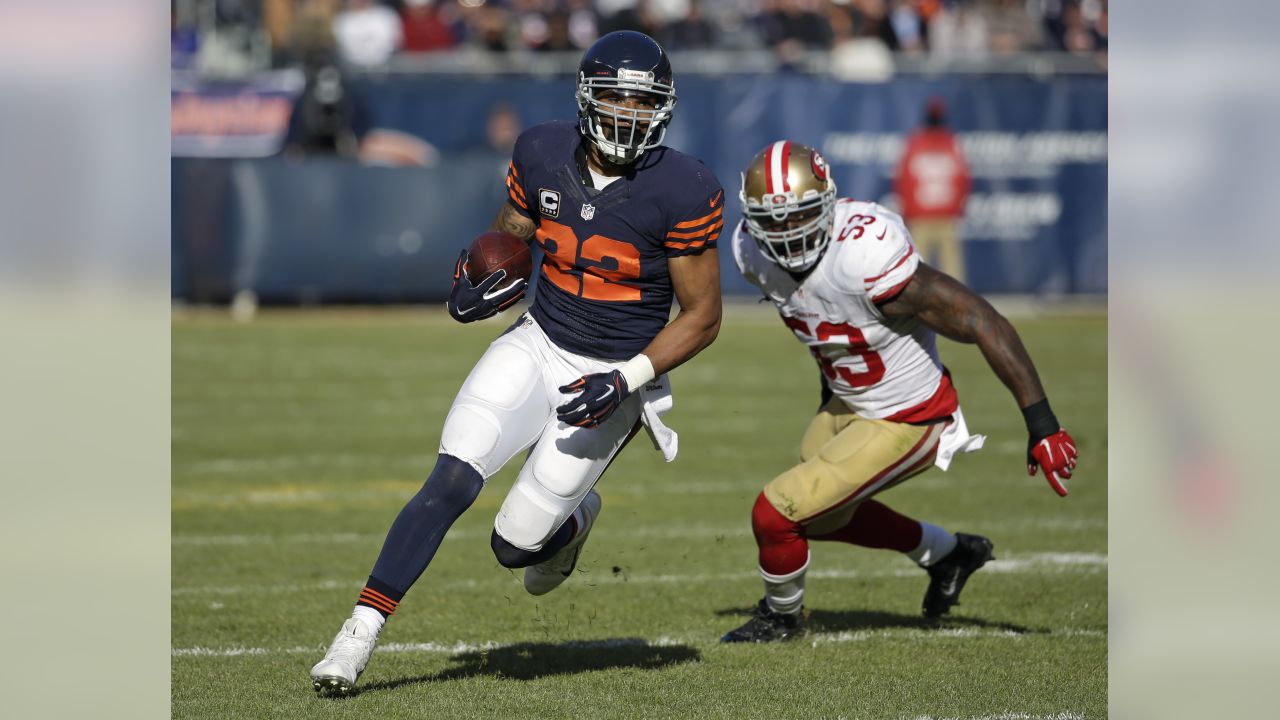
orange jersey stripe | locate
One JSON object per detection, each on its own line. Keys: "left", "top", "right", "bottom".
{"left": 666, "top": 220, "right": 724, "bottom": 242}
{"left": 664, "top": 235, "right": 720, "bottom": 251}
{"left": 666, "top": 219, "right": 724, "bottom": 240}
{"left": 507, "top": 161, "right": 519, "bottom": 179}
{"left": 673, "top": 205, "right": 723, "bottom": 230}
{"left": 506, "top": 174, "right": 526, "bottom": 200}
{"left": 508, "top": 186, "right": 528, "bottom": 209}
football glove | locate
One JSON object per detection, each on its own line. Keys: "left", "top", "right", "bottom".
{"left": 557, "top": 370, "right": 629, "bottom": 428}
{"left": 446, "top": 249, "right": 526, "bottom": 323}
{"left": 1022, "top": 398, "right": 1077, "bottom": 497}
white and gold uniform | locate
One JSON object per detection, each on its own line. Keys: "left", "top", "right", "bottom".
{"left": 733, "top": 199, "right": 984, "bottom": 530}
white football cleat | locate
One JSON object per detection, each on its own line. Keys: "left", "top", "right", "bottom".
{"left": 524, "top": 490, "right": 602, "bottom": 596}
{"left": 310, "top": 618, "right": 379, "bottom": 696}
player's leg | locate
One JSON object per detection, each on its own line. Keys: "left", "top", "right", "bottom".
{"left": 489, "top": 381, "right": 643, "bottom": 595}
{"left": 311, "top": 325, "right": 551, "bottom": 695}
{"left": 718, "top": 401, "right": 843, "bottom": 643}
{"left": 722, "top": 415, "right": 946, "bottom": 642}
{"left": 803, "top": 418, "right": 993, "bottom": 617}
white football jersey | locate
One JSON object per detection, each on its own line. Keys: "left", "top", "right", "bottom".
{"left": 733, "top": 199, "right": 958, "bottom": 423}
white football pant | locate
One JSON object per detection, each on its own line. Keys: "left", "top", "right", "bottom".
{"left": 439, "top": 313, "right": 641, "bottom": 551}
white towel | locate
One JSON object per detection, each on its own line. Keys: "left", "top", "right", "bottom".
{"left": 934, "top": 407, "right": 986, "bottom": 471}
{"left": 639, "top": 373, "right": 678, "bottom": 462}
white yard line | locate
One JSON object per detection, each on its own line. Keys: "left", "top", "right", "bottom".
{"left": 910, "top": 713, "right": 1084, "bottom": 720}
{"left": 173, "top": 518, "right": 1104, "bottom": 547}
{"left": 173, "top": 627, "right": 1102, "bottom": 659}
{"left": 172, "top": 553, "right": 1106, "bottom": 597}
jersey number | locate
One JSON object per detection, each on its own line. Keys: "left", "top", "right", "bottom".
{"left": 537, "top": 219, "right": 642, "bottom": 302}
{"left": 836, "top": 214, "right": 877, "bottom": 242}
{"left": 781, "top": 315, "right": 886, "bottom": 388}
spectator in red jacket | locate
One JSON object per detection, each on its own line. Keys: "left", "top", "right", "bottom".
{"left": 894, "top": 96, "right": 971, "bottom": 282}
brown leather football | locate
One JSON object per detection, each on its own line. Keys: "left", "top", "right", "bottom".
{"left": 466, "top": 231, "right": 533, "bottom": 283}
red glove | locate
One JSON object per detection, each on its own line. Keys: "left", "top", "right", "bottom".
{"left": 1028, "top": 429, "right": 1078, "bottom": 497}
{"left": 1022, "top": 398, "right": 1077, "bottom": 497}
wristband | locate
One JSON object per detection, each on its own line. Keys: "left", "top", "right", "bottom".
{"left": 1021, "top": 398, "right": 1060, "bottom": 441}
{"left": 618, "top": 354, "right": 656, "bottom": 394}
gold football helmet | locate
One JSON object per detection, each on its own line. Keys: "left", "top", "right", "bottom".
{"left": 740, "top": 141, "right": 837, "bottom": 272}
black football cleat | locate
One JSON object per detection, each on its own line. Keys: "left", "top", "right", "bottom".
{"left": 922, "top": 533, "right": 995, "bottom": 618}
{"left": 720, "top": 599, "right": 805, "bottom": 643}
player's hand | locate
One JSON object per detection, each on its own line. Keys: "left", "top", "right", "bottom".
{"left": 447, "top": 250, "right": 526, "bottom": 323}
{"left": 557, "top": 370, "right": 629, "bottom": 428}
{"left": 1028, "top": 428, "right": 1077, "bottom": 497}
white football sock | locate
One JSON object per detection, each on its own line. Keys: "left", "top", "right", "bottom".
{"left": 908, "top": 521, "right": 958, "bottom": 567}
{"left": 352, "top": 605, "right": 386, "bottom": 634}
{"left": 760, "top": 555, "right": 809, "bottom": 616}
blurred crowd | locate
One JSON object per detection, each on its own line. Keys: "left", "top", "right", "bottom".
{"left": 173, "top": 0, "right": 1107, "bottom": 73}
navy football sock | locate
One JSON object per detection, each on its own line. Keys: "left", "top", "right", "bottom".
{"left": 366, "top": 454, "right": 484, "bottom": 599}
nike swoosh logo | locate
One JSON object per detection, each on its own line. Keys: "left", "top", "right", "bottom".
{"left": 876, "top": 227, "right": 887, "bottom": 240}
{"left": 598, "top": 385, "right": 614, "bottom": 400}
{"left": 941, "top": 571, "right": 959, "bottom": 596}
{"left": 710, "top": 190, "right": 723, "bottom": 207}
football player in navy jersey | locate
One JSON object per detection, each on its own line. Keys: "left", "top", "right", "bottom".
{"left": 310, "top": 31, "right": 724, "bottom": 695}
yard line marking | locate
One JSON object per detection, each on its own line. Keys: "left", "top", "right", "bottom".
{"left": 173, "top": 519, "right": 1104, "bottom": 547}
{"left": 906, "top": 707, "right": 1085, "bottom": 712}
{"left": 173, "top": 553, "right": 1106, "bottom": 597}
{"left": 172, "top": 628, "right": 1103, "bottom": 658}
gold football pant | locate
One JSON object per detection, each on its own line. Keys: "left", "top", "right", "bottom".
{"left": 763, "top": 397, "right": 946, "bottom": 536}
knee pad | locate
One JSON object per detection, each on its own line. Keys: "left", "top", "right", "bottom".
{"left": 752, "top": 492, "right": 808, "bottom": 576}
{"left": 490, "top": 529, "right": 537, "bottom": 568}
{"left": 493, "top": 479, "right": 566, "bottom": 551}
{"left": 752, "top": 492, "right": 801, "bottom": 544}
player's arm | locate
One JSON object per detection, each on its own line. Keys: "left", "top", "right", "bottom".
{"left": 490, "top": 202, "right": 536, "bottom": 244}
{"left": 878, "top": 263, "right": 1078, "bottom": 495}
{"left": 880, "top": 263, "right": 1043, "bottom": 406}
{"left": 638, "top": 248, "right": 723, "bottom": 376}
{"left": 555, "top": 250, "right": 722, "bottom": 429}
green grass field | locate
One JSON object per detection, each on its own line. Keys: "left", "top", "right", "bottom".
{"left": 172, "top": 305, "right": 1106, "bottom": 719}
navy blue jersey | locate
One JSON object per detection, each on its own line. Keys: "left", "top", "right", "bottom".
{"left": 505, "top": 121, "right": 723, "bottom": 360}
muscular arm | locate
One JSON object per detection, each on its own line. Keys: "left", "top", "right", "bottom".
{"left": 878, "top": 263, "right": 1046, "bottom": 409}
{"left": 489, "top": 203, "right": 537, "bottom": 243}
{"left": 639, "top": 249, "right": 722, "bottom": 376}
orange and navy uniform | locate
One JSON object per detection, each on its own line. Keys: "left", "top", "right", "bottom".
{"left": 505, "top": 121, "right": 723, "bottom": 360}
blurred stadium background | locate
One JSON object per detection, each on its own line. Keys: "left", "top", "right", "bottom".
{"left": 170, "top": 0, "right": 1107, "bottom": 309}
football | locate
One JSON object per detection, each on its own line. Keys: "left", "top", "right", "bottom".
{"left": 466, "top": 231, "right": 533, "bottom": 283}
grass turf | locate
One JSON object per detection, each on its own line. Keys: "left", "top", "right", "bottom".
{"left": 172, "top": 305, "right": 1106, "bottom": 719}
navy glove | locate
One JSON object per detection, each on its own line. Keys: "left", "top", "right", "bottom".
{"left": 557, "top": 370, "right": 629, "bottom": 428}
{"left": 447, "top": 249, "right": 527, "bottom": 323}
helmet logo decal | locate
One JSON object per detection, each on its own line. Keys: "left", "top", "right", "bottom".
{"left": 811, "top": 150, "right": 829, "bottom": 182}
{"left": 770, "top": 194, "right": 789, "bottom": 205}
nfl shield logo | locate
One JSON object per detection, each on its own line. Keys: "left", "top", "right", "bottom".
{"left": 580, "top": 203, "right": 596, "bottom": 221}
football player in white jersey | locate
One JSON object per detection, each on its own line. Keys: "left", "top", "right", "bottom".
{"left": 721, "top": 141, "right": 1079, "bottom": 642}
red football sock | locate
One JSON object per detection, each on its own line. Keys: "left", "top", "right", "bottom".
{"left": 810, "top": 499, "right": 923, "bottom": 553}
{"left": 752, "top": 492, "right": 809, "bottom": 575}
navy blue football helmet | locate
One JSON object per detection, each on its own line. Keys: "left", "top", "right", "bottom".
{"left": 576, "top": 31, "right": 677, "bottom": 165}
